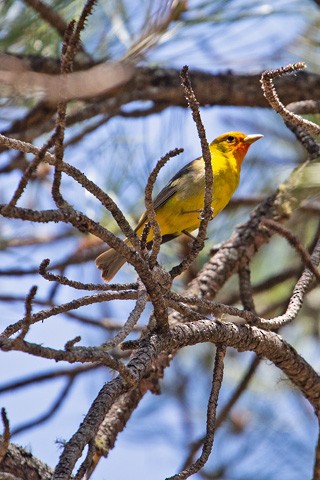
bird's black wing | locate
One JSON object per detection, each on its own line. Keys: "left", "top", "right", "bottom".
{"left": 135, "top": 159, "right": 195, "bottom": 232}
{"left": 153, "top": 159, "right": 195, "bottom": 210}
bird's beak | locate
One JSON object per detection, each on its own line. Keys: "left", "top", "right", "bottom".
{"left": 243, "top": 134, "right": 264, "bottom": 144}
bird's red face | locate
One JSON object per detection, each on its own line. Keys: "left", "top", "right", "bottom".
{"left": 213, "top": 132, "right": 263, "bottom": 169}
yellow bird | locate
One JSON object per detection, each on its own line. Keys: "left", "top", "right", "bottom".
{"left": 96, "top": 131, "right": 263, "bottom": 282}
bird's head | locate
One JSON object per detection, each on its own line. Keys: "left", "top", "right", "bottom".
{"left": 211, "top": 132, "right": 263, "bottom": 169}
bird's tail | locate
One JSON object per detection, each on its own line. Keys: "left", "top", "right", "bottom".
{"left": 95, "top": 240, "right": 128, "bottom": 282}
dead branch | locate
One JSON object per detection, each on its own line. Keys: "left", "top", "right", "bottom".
{"left": 181, "top": 355, "right": 260, "bottom": 470}
{"left": 167, "top": 345, "right": 226, "bottom": 480}
{"left": 144, "top": 147, "right": 184, "bottom": 267}
{"left": 261, "top": 63, "right": 320, "bottom": 137}
{"left": 53, "top": 318, "right": 320, "bottom": 479}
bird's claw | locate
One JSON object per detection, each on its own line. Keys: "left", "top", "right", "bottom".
{"left": 198, "top": 207, "right": 214, "bottom": 221}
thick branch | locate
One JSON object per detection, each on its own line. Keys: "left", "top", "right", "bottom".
{"left": 2, "top": 63, "right": 319, "bottom": 108}
{"left": 2, "top": 66, "right": 320, "bottom": 148}
{"left": 53, "top": 318, "right": 319, "bottom": 479}
{"left": 0, "top": 441, "right": 53, "bottom": 480}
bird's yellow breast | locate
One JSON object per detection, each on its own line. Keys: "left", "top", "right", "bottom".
{"left": 141, "top": 147, "right": 240, "bottom": 239}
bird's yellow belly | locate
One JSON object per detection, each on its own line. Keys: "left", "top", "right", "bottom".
{"left": 146, "top": 180, "right": 236, "bottom": 240}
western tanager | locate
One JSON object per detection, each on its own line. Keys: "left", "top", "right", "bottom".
{"left": 96, "top": 131, "right": 263, "bottom": 281}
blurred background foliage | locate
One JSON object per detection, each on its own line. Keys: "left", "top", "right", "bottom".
{"left": 0, "top": 1, "right": 320, "bottom": 479}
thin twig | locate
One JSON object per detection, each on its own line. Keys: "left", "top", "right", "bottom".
{"left": 39, "top": 258, "right": 138, "bottom": 291}
{"left": 16, "top": 285, "right": 38, "bottom": 341}
{"left": 145, "top": 147, "right": 183, "bottom": 268}
{"left": 0, "top": 293, "right": 142, "bottom": 332}
{"left": 101, "top": 282, "right": 147, "bottom": 350}
{"left": 63, "top": 0, "right": 97, "bottom": 67}
{"left": 261, "top": 63, "right": 320, "bottom": 137}
{"left": 51, "top": 24, "right": 75, "bottom": 208}
{"left": 181, "top": 355, "right": 260, "bottom": 470}
{"left": 0, "top": 335, "right": 133, "bottom": 381}
{"left": 167, "top": 345, "right": 226, "bottom": 480}
{"left": 0, "top": 133, "right": 140, "bottom": 250}
{"left": 170, "top": 65, "right": 213, "bottom": 279}
{"left": 1, "top": 290, "right": 137, "bottom": 338}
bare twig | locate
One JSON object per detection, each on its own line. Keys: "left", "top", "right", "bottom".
{"left": 181, "top": 355, "right": 260, "bottom": 470}
{"left": 145, "top": 147, "right": 183, "bottom": 267}
{"left": 16, "top": 285, "right": 38, "bottom": 341}
{"left": 101, "top": 282, "right": 147, "bottom": 350}
{"left": 261, "top": 63, "right": 320, "bottom": 137}
{"left": 170, "top": 65, "right": 213, "bottom": 279}
{"left": 166, "top": 345, "right": 226, "bottom": 479}
{"left": 39, "top": 258, "right": 137, "bottom": 291}
{"left": 1, "top": 290, "right": 137, "bottom": 338}
{"left": 64, "top": 0, "right": 96, "bottom": 66}
{"left": 0, "top": 133, "right": 140, "bottom": 251}
{"left": 65, "top": 336, "right": 82, "bottom": 350}
{"left": 0, "top": 294, "right": 141, "bottom": 332}
{"left": 0, "top": 335, "right": 132, "bottom": 381}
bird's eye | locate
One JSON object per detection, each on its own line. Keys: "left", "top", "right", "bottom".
{"left": 226, "top": 135, "right": 235, "bottom": 143}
